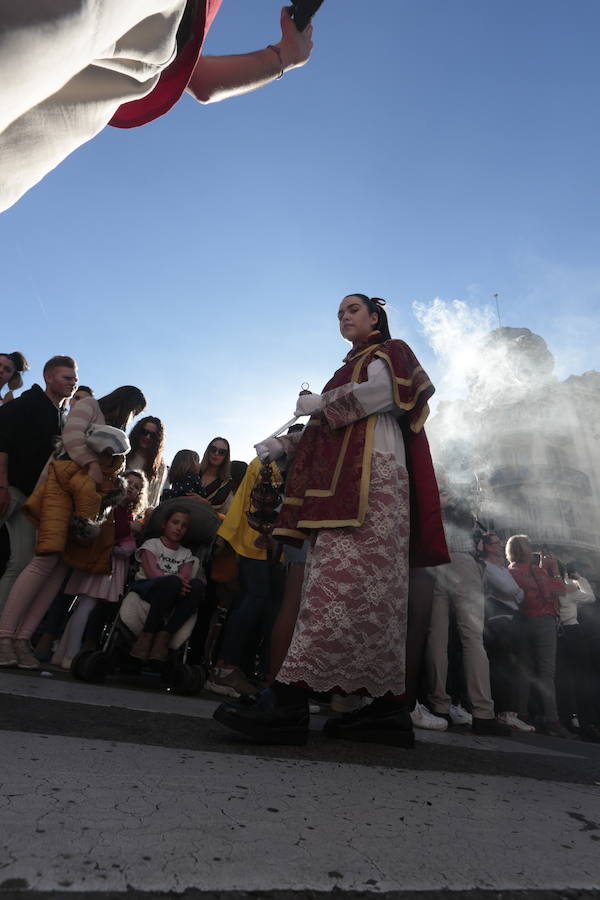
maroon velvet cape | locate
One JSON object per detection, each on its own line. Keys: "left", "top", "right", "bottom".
{"left": 274, "top": 333, "right": 449, "bottom": 568}
{"left": 110, "top": 0, "right": 222, "bottom": 129}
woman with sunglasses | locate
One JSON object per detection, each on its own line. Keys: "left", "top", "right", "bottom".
{"left": 163, "top": 439, "right": 233, "bottom": 510}
{"left": 127, "top": 416, "right": 167, "bottom": 508}
{"left": 197, "top": 438, "right": 233, "bottom": 511}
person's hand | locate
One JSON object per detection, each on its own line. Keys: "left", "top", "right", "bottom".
{"left": 295, "top": 391, "right": 322, "bottom": 417}
{"left": 87, "top": 461, "right": 103, "bottom": 486}
{"left": 275, "top": 6, "right": 314, "bottom": 71}
{"left": 179, "top": 577, "right": 191, "bottom": 597}
{"left": 113, "top": 538, "right": 136, "bottom": 558}
{"left": 186, "top": 493, "right": 210, "bottom": 504}
{"left": 540, "top": 551, "right": 559, "bottom": 577}
{"left": 254, "top": 437, "right": 284, "bottom": 463}
{"left": 0, "top": 484, "right": 10, "bottom": 518}
{"left": 212, "top": 536, "right": 226, "bottom": 557}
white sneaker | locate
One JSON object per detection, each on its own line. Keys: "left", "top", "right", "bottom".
{"left": 449, "top": 703, "right": 472, "bottom": 726}
{"left": 411, "top": 702, "right": 448, "bottom": 731}
{"left": 498, "top": 711, "right": 535, "bottom": 733}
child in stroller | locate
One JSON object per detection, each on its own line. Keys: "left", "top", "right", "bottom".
{"left": 129, "top": 507, "right": 206, "bottom": 663}
{"left": 72, "top": 497, "right": 222, "bottom": 691}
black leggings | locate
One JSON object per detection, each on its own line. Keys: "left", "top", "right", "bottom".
{"left": 142, "top": 575, "right": 205, "bottom": 635}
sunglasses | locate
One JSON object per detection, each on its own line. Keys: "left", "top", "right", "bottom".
{"left": 209, "top": 445, "right": 227, "bottom": 456}
{"left": 140, "top": 428, "right": 158, "bottom": 438}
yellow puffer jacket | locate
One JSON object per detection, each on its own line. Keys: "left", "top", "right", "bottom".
{"left": 23, "top": 456, "right": 124, "bottom": 573}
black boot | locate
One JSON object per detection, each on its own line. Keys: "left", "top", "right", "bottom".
{"left": 213, "top": 683, "right": 309, "bottom": 746}
{"left": 323, "top": 696, "right": 414, "bottom": 748}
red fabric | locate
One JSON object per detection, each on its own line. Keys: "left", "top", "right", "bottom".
{"left": 109, "top": 0, "right": 222, "bottom": 129}
{"left": 402, "top": 425, "right": 449, "bottom": 567}
{"left": 508, "top": 562, "right": 563, "bottom": 618}
{"left": 274, "top": 334, "right": 449, "bottom": 567}
{"left": 113, "top": 504, "right": 133, "bottom": 542}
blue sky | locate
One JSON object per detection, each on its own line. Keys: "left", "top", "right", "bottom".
{"left": 3, "top": 0, "right": 600, "bottom": 462}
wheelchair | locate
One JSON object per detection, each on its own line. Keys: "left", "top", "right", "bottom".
{"left": 71, "top": 496, "right": 222, "bottom": 695}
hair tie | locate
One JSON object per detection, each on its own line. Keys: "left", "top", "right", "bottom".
{"left": 371, "top": 297, "right": 386, "bottom": 307}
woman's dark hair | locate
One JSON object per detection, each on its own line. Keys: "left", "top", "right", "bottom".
{"left": 0, "top": 351, "right": 30, "bottom": 391}
{"left": 76, "top": 385, "right": 93, "bottom": 396}
{"left": 0, "top": 351, "right": 29, "bottom": 374}
{"left": 98, "top": 386, "right": 146, "bottom": 431}
{"left": 169, "top": 449, "right": 200, "bottom": 484}
{"left": 200, "top": 437, "right": 231, "bottom": 481}
{"left": 348, "top": 294, "right": 391, "bottom": 341}
{"left": 230, "top": 460, "right": 248, "bottom": 493}
{"left": 127, "top": 415, "right": 166, "bottom": 483}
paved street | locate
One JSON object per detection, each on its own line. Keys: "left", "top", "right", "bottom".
{"left": 1, "top": 668, "right": 599, "bottom": 899}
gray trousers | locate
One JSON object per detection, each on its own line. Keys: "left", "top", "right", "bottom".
{"left": 0, "top": 487, "right": 36, "bottom": 614}
{"left": 426, "top": 551, "right": 495, "bottom": 719}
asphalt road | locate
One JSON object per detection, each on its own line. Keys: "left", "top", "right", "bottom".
{"left": 1, "top": 668, "right": 599, "bottom": 899}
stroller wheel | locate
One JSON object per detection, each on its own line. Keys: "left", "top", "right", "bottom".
{"left": 76, "top": 649, "right": 109, "bottom": 683}
{"left": 170, "top": 663, "right": 206, "bottom": 696}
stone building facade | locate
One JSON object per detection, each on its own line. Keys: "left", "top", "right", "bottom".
{"left": 426, "top": 327, "right": 600, "bottom": 583}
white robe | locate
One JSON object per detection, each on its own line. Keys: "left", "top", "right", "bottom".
{"left": 0, "top": 0, "right": 187, "bottom": 211}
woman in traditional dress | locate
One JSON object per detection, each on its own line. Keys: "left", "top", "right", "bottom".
{"left": 213, "top": 294, "right": 448, "bottom": 746}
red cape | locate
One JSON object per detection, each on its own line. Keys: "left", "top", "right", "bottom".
{"left": 110, "top": 0, "right": 222, "bottom": 129}
{"left": 274, "top": 334, "right": 449, "bottom": 568}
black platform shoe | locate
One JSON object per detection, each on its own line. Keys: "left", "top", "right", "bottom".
{"left": 323, "top": 700, "right": 415, "bottom": 748}
{"left": 213, "top": 687, "right": 310, "bottom": 745}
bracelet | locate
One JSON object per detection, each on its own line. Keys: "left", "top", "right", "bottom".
{"left": 266, "top": 44, "right": 284, "bottom": 79}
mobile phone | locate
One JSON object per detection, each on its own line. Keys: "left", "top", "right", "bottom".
{"left": 290, "top": 0, "right": 324, "bottom": 31}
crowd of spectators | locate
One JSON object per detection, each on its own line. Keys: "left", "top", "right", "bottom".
{"left": 0, "top": 351, "right": 599, "bottom": 744}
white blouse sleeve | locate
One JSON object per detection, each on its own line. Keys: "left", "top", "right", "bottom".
{"left": 319, "top": 358, "right": 399, "bottom": 430}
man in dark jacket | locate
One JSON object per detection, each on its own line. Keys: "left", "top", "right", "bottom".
{"left": 0, "top": 355, "right": 77, "bottom": 611}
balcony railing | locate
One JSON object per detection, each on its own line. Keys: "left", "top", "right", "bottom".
{"left": 488, "top": 464, "right": 591, "bottom": 494}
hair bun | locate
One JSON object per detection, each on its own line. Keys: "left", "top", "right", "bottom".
{"left": 371, "top": 297, "right": 386, "bottom": 307}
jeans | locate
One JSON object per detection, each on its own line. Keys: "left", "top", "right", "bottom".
{"left": 556, "top": 624, "right": 596, "bottom": 728}
{"left": 484, "top": 615, "right": 527, "bottom": 714}
{"left": 141, "top": 575, "right": 205, "bottom": 635}
{"left": 519, "top": 614, "right": 559, "bottom": 722}
{"left": 219, "top": 556, "right": 282, "bottom": 675}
